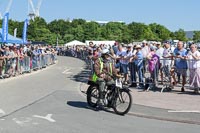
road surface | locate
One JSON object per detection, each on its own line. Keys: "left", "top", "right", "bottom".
{"left": 0, "top": 56, "right": 199, "bottom": 133}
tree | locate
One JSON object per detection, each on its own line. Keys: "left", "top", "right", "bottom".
{"left": 98, "top": 22, "right": 124, "bottom": 41}
{"left": 71, "top": 25, "right": 84, "bottom": 42}
{"left": 2, "top": 17, "right": 191, "bottom": 45}
{"left": 128, "top": 22, "right": 157, "bottom": 41}
{"left": 83, "top": 21, "right": 101, "bottom": 40}
{"left": 63, "top": 34, "right": 74, "bottom": 43}
{"left": 173, "top": 29, "right": 187, "bottom": 41}
{"left": 193, "top": 31, "right": 200, "bottom": 42}
{"left": 121, "top": 25, "right": 132, "bottom": 43}
{"left": 149, "top": 23, "right": 171, "bottom": 41}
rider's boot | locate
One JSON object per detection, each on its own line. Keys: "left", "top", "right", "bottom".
{"left": 97, "top": 92, "right": 104, "bottom": 108}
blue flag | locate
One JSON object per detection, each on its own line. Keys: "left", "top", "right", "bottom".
{"left": 2, "top": 12, "right": 9, "bottom": 43}
{"left": 23, "top": 19, "right": 29, "bottom": 44}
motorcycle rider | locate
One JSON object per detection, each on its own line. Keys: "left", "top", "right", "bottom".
{"left": 93, "top": 49, "right": 120, "bottom": 105}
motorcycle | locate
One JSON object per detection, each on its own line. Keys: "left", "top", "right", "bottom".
{"left": 86, "top": 75, "right": 132, "bottom": 115}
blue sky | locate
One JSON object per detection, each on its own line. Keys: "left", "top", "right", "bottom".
{"left": 0, "top": 0, "right": 199, "bottom": 31}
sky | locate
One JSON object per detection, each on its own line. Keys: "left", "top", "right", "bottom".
{"left": 0, "top": 0, "right": 199, "bottom": 31}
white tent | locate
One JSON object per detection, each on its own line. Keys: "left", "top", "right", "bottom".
{"left": 85, "top": 40, "right": 115, "bottom": 46}
{"left": 64, "top": 40, "right": 85, "bottom": 46}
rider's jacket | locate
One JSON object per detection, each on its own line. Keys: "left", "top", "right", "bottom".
{"left": 94, "top": 57, "right": 117, "bottom": 81}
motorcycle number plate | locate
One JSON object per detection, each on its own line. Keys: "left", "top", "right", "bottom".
{"left": 115, "top": 79, "right": 122, "bottom": 88}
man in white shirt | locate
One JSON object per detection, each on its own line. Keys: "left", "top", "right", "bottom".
{"left": 156, "top": 42, "right": 164, "bottom": 82}
{"left": 161, "top": 41, "right": 174, "bottom": 85}
{"left": 115, "top": 44, "right": 125, "bottom": 68}
{"left": 141, "top": 40, "right": 150, "bottom": 74}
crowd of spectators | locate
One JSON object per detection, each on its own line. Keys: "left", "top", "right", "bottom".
{"left": 58, "top": 40, "right": 200, "bottom": 94}
{"left": 0, "top": 44, "right": 57, "bottom": 79}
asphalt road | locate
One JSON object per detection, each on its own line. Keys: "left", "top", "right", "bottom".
{"left": 0, "top": 56, "right": 199, "bottom": 133}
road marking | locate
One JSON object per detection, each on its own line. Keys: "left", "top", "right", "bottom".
{"left": 32, "top": 122, "right": 39, "bottom": 125}
{"left": 0, "top": 109, "right": 5, "bottom": 115}
{"left": 168, "top": 110, "right": 200, "bottom": 113}
{"left": 62, "top": 69, "right": 72, "bottom": 74}
{"left": 12, "top": 117, "right": 32, "bottom": 126}
{"left": 33, "top": 114, "right": 56, "bottom": 123}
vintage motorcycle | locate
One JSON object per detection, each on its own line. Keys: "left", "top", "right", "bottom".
{"left": 87, "top": 74, "right": 132, "bottom": 115}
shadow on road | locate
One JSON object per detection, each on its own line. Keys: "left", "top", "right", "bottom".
{"left": 67, "top": 101, "right": 99, "bottom": 112}
{"left": 67, "top": 101, "right": 88, "bottom": 109}
{"left": 68, "top": 67, "right": 90, "bottom": 83}
{"left": 67, "top": 101, "right": 116, "bottom": 114}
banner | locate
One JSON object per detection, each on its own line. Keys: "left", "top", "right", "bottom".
{"left": 23, "top": 19, "right": 29, "bottom": 44}
{"left": 2, "top": 12, "right": 9, "bottom": 43}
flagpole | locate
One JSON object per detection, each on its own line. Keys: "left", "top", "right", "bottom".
{"left": 56, "top": 35, "right": 58, "bottom": 46}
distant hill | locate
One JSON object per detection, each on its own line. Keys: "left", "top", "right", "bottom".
{"left": 185, "top": 31, "right": 194, "bottom": 39}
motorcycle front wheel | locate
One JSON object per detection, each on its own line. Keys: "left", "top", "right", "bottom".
{"left": 113, "top": 89, "right": 132, "bottom": 115}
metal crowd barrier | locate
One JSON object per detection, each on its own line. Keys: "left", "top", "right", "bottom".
{"left": 60, "top": 48, "right": 200, "bottom": 93}
{"left": 128, "top": 58, "right": 200, "bottom": 93}
{"left": 0, "top": 53, "right": 57, "bottom": 79}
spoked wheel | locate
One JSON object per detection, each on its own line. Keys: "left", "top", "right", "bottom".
{"left": 87, "top": 85, "right": 99, "bottom": 108}
{"left": 113, "top": 89, "right": 132, "bottom": 115}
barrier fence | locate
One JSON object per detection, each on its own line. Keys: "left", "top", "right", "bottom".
{"left": 62, "top": 48, "right": 200, "bottom": 93}
{"left": 0, "top": 53, "right": 57, "bottom": 79}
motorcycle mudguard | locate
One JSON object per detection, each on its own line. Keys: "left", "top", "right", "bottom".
{"left": 87, "top": 80, "right": 98, "bottom": 86}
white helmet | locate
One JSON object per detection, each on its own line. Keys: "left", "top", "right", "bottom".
{"left": 101, "top": 49, "right": 109, "bottom": 55}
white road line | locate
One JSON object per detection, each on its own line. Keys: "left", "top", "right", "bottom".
{"left": 62, "top": 68, "right": 72, "bottom": 75}
{"left": 33, "top": 114, "right": 56, "bottom": 123}
{"left": 0, "top": 109, "right": 5, "bottom": 115}
{"left": 32, "top": 122, "right": 39, "bottom": 125}
{"left": 168, "top": 110, "right": 200, "bottom": 113}
{"left": 62, "top": 69, "right": 71, "bottom": 74}
{"left": 12, "top": 118, "right": 32, "bottom": 126}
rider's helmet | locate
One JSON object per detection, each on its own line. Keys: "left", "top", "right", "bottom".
{"left": 101, "top": 49, "right": 109, "bottom": 55}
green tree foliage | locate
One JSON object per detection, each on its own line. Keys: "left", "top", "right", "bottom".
{"left": 0, "top": 17, "right": 192, "bottom": 45}
{"left": 83, "top": 21, "right": 101, "bottom": 40}
{"left": 173, "top": 29, "right": 187, "bottom": 41}
{"left": 149, "top": 23, "right": 171, "bottom": 41}
{"left": 193, "top": 31, "right": 200, "bottom": 42}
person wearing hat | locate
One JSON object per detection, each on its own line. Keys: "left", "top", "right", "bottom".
{"left": 122, "top": 44, "right": 133, "bottom": 84}
{"left": 141, "top": 40, "right": 150, "bottom": 58}
{"left": 146, "top": 46, "right": 160, "bottom": 89}
{"left": 141, "top": 40, "right": 150, "bottom": 76}
{"left": 129, "top": 45, "right": 144, "bottom": 88}
{"left": 93, "top": 49, "right": 119, "bottom": 106}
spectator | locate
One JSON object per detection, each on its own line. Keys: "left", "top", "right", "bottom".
{"left": 147, "top": 46, "right": 160, "bottom": 85}
{"left": 115, "top": 44, "right": 125, "bottom": 69}
{"left": 0, "top": 47, "right": 5, "bottom": 77}
{"left": 186, "top": 44, "right": 200, "bottom": 94}
{"left": 122, "top": 44, "right": 133, "bottom": 84}
{"left": 130, "top": 45, "right": 144, "bottom": 89}
{"left": 155, "top": 42, "right": 164, "bottom": 82}
{"left": 173, "top": 41, "right": 188, "bottom": 92}
{"left": 141, "top": 40, "right": 150, "bottom": 74}
{"left": 162, "top": 41, "right": 175, "bottom": 86}
{"left": 112, "top": 41, "right": 119, "bottom": 54}
{"left": 4, "top": 46, "right": 12, "bottom": 76}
